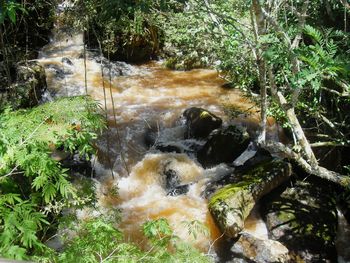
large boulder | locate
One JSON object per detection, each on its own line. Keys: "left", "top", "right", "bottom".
{"left": 183, "top": 107, "right": 222, "bottom": 139}
{"left": 197, "top": 125, "right": 250, "bottom": 168}
{"left": 1, "top": 61, "right": 47, "bottom": 109}
{"left": 260, "top": 178, "right": 338, "bottom": 262}
{"left": 208, "top": 159, "right": 291, "bottom": 238}
{"left": 230, "top": 231, "right": 290, "bottom": 263}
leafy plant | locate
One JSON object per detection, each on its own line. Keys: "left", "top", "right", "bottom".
{"left": 56, "top": 217, "right": 211, "bottom": 263}
{"left": 0, "top": 96, "right": 104, "bottom": 259}
{"left": 0, "top": 0, "right": 27, "bottom": 24}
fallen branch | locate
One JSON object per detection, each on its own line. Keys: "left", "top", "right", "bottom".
{"left": 260, "top": 141, "right": 350, "bottom": 188}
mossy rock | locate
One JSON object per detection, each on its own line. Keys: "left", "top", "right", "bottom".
{"left": 208, "top": 159, "right": 291, "bottom": 238}
{"left": 1, "top": 61, "right": 47, "bottom": 109}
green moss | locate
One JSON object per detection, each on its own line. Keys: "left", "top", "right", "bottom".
{"left": 209, "top": 160, "right": 284, "bottom": 208}
{"left": 209, "top": 181, "right": 251, "bottom": 208}
{"left": 277, "top": 210, "right": 295, "bottom": 222}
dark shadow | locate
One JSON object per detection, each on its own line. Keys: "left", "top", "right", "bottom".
{"left": 260, "top": 176, "right": 338, "bottom": 262}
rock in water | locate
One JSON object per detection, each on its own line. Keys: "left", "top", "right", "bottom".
{"left": 197, "top": 125, "right": 250, "bottom": 168}
{"left": 208, "top": 159, "right": 291, "bottom": 238}
{"left": 61, "top": 57, "right": 73, "bottom": 65}
{"left": 183, "top": 107, "right": 222, "bottom": 139}
{"left": 231, "top": 231, "right": 290, "bottom": 263}
{"left": 164, "top": 167, "right": 180, "bottom": 190}
{"left": 160, "top": 159, "right": 190, "bottom": 196}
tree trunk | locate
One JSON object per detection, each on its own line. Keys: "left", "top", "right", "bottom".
{"left": 251, "top": 0, "right": 267, "bottom": 142}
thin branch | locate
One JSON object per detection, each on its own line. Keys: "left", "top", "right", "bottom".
{"left": 316, "top": 113, "right": 345, "bottom": 137}
{"left": 310, "top": 141, "right": 348, "bottom": 147}
{"left": 321, "top": 86, "right": 350, "bottom": 97}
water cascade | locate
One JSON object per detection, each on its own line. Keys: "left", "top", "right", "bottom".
{"left": 37, "top": 2, "right": 283, "bottom": 256}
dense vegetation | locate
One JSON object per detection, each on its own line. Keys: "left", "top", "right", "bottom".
{"left": 1, "top": 0, "right": 350, "bottom": 262}
{"left": 67, "top": 0, "right": 350, "bottom": 178}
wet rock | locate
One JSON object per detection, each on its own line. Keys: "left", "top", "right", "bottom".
{"left": 94, "top": 56, "right": 136, "bottom": 77}
{"left": 61, "top": 153, "right": 92, "bottom": 177}
{"left": 144, "top": 123, "right": 202, "bottom": 155}
{"left": 183, "top": 107, "right": 222, "bottom": 139}
{"left": 167, "top": 184, "right": 190, "bottom": 196}
{"left": 164, "top": 168, "right": 180, "bottom": 190}
{"left": 230, "top": 232, "right": 290, "bottom": 263}
{"left": 1, "top": 61, "right": 47, "bottom": 109}
{"left": 260, "top": 179, "right": 338, "bottom": 262}
{"left": 144, "top": 123, "right": 159, "bottom": 147}
{"left": 160, "top": 159, "right": 191, "bottom": 196}
{"left": 208, "top": 160, "right": 291, "bottom": 238}
{"left": 155, "top": 142, "right": 183, "bottom": 153}
{"left": 46, "top": 63, "right": 73, "bottom": 79}
{"left": 61, "top": 57, "right": 73, "bottom": 65}
{"left": 235, "top": 148, "right": 272, "bottom": 173}
{"left": 232, "top": 142, "right": 258, "bottom": 167}
{"left": 197, "top": 125, "right": 250, "bottom": 168}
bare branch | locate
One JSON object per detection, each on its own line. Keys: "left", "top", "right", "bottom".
{"left": 310, "top": 141, "right": 348, "bottom": 147}
{"left": 260, "top": 141, "right": 350, "bottom": 187}
{"left": 321, "top": 86, "right": 350, "bottom": 98}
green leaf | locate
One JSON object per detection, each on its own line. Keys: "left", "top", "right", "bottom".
{"left": 8, "top": 8, "right": 16, "bottom": 23}
{"left": 43, "top": 183, "right": 56, "bottom": 203}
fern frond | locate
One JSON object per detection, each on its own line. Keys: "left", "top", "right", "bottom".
{"left": 304, "top": 25, "right": 322, "bottom": 45}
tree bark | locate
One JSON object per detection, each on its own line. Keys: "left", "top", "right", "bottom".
{"left": 267, "top": 67, "right": 319, "bottom": 167}
{"left": 251, "top": 0, "right": 267, "bottom": 143}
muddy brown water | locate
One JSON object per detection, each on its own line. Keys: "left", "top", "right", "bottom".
{"left": 37, "top": 9, "right": 284, "bottom": 255}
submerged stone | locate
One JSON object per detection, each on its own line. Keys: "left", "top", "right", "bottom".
{"left": 208, "top": 159, "right": 291, "bottom": 238}
{"left": 62, "top": 57, "right": 73, "bottom": 65}
{"left": 164, "top": 167, "right": 180, "bottom": 190}
{"left": 155, "top": 142, "right": 183, "bottom": 153}
{"left": 167, "top": 184, "right": 190, "bottom": 196}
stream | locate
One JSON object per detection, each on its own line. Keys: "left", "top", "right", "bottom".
{"left": 37, "top": 3, "right": 283, "bottom": 258}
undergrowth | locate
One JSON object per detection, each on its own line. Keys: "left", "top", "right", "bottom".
{"left": 0, "top": 96, "right": 104, "bottom": 260}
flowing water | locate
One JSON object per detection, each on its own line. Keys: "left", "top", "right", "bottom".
{"left": 37, "top": 2, "right": 283, "bottom": 256}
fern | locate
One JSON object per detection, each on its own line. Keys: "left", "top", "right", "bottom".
{"left": 0, "top": 196, "right": 48, "bottom": 260}
{"left": 0, "top": 96, "right": 104, "bottom": 259}
{"left": 181, "top": 220, "right": 210, "bottom": 240}
{"left": 56, "top": 218, "right": 211, "bottom": 263}
{"left": 304, "top": 25, "right": 323, "bottom": 45}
